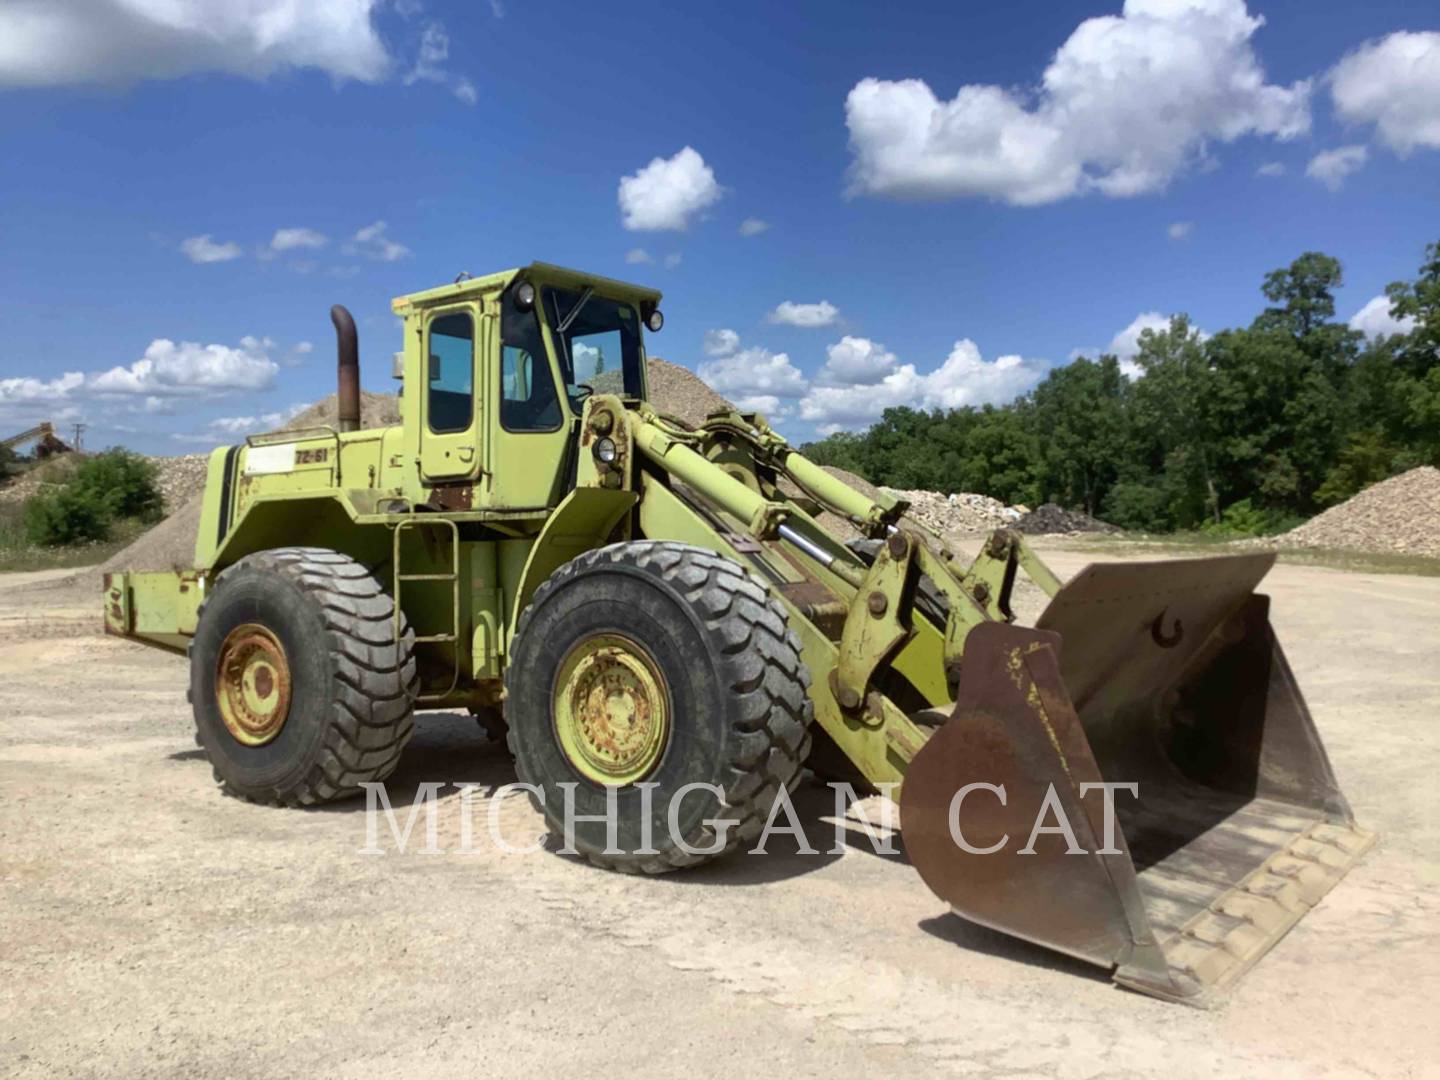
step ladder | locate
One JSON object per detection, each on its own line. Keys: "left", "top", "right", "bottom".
{"left": 393, "top": 517, "right": 461, "bottom": 703}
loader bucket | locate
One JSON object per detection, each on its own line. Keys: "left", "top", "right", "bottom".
{"left": 900, "top": 554, "right": 1374, "bottom": 1004}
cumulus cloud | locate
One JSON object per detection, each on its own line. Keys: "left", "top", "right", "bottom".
{"left": 1105, "top": 311, "right": 1173, "bottom": 377}
{"left": 1, "top": 336, "right": 288, "bottom": 431}
{"left": 800, "top": 339, "right": 1045, "bottom": 428}
{"left": 1306, "top": 145, "right": 1368, "bottom": 191}
{"left": 270, "top": 227, "right": 328, "bottom": 252}
{"left": 346, "top": 220, "right": 411, "bottom": 261}
{"left": 767, "top": 300, "right": 839, "bottom": 328}
{"left": 1256, "top": 161, "right": 1286, "bottom": 177}
{"left": 625, "top": 249, "right": 652, "bottom": 265}
{"left": 90, "top": 337, "right": 280, "bottom": 396}
{"left": 403, "top": 21, "right": 476, "bottom": 104}
{"left": 739, "top": 217, "right": 771, "bottom": 237}
{"left": 1167, "top": 221, "right": 1195, "bottom": 240}
{"left": 844, "top": 0, "right": 1309, "bottom": 206}
{"left": 1348, "top": 295, "right": 1418, "bottom": 340}
{"left": 0, "top": 0, "right": 391, "bottom": 88}
{"left": 180, "top": 234, "right": 242, "bottom": 264}
{"left": 1331, "top": 32, "right": 1440, "bottom": 155}
{"left": 702, "top": 329, "right": 740, "bottom": 358}
{"left": 618, "top": 147, "right": 722, "bottom": 231}
{"left": 817, "top": 336, "right": 898, "bottom": 385}
{"left": 698, "top": 346, "right": 808, "bottom": 413}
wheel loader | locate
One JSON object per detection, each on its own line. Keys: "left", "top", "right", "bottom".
{"left": 103, "top": 263, "right": 1373, "bottom": 1005}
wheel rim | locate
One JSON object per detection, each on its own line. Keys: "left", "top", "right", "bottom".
{"left": 553, "top": 632, "right": 671, "bottom": 785}
{"left": 215, "top": 623, "right": 292, "bottom": 747}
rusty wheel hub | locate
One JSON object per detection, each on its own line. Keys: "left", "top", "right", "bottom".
{"left": 215, "top": 623, "right": 292, "bottom": 747}
{"left": 553, "top": 632, "right": 670, "bottom": 785}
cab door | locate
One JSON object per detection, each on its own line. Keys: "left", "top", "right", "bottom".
{"left": 419, "top": 303, "right": 483, "bottom": 483}
{"left": 483, "top": 291, "right": 572, "bottom": 510}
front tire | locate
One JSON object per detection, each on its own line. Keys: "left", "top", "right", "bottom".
{"left": 189, "top": 547, "right": 417, "bottom": 806}
{"left": 506, "top": 541, "right": 813, "bottom": 872}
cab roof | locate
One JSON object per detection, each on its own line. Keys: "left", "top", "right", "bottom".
{"left": 391, "top": 261, "right": 663, "bottom": 315}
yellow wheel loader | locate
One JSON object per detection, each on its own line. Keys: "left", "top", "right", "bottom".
{"left": 104, "top": 263, "right": 1373, "bottom": 1004}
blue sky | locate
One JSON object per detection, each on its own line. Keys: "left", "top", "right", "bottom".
{"left": 0, "top": 0, "right": 1436, "bottom": 453}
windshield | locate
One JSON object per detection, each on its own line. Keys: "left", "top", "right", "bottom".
{"left": 542, "top": 286, "right": 647, "bottom": 407}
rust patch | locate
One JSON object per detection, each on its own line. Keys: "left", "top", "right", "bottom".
{"left": 427, "top": 483, "right": 473, "bottom": 511}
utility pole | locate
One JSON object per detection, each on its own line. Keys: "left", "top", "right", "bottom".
{"left": 72, "top": 422, "right": 86, "bottom": 452}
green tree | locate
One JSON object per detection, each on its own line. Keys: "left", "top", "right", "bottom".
{"left": 1258, "top": 251, "right": 1343, "bottom": 338}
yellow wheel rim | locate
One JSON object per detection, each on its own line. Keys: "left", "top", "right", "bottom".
{"left": 215, "top": 623, "right": 292, "bottom": 747}
{"left": 553, "top": 632, "right": 670, "bottom": 785}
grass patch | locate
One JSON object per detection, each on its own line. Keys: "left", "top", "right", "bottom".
{"left": 0, "top": 502, "right": 148, "bottom": 574}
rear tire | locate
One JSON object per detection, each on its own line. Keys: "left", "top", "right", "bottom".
{"left": 506, "top": 541, "right": 813, "bottom": 872}
{"left": 188, "top": 547, "right": 417, "bottom": 806}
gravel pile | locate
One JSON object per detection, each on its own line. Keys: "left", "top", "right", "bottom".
{"left": 644, "top": 358, "right": 733, "bottom": 428}
{"left": 281, "top": 390, "right": 401, "bottom": 433}
{"left": 1276, "top": 467, "right": 1440, "bottom": 558}
{"left": 1015, "top": 503, "right": 1119, "bottom": 535}
{"left": 884, "top": 487, "right": 1022, "bottom": 535}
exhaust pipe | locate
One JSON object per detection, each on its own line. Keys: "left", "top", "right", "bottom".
{"left": 330, "top": 304, "right": 360, "bottom": 433}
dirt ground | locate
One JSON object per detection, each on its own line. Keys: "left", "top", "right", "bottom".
{"left": 2, "top": 545, "right": 1437, "bottom": 1079}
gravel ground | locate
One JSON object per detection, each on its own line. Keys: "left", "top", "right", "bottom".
{"left": 1278, "top": 467, "right": 1440, "bottom": 558}
{"left": 2, "top": 545, "right": 1435, "bottom": 1078}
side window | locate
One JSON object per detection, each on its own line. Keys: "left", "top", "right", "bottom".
{"left": 427, "top": 312, "right": 474, "bottom": 434}
{"left": 500, "top": 303, "right": 562, "bottom": 432}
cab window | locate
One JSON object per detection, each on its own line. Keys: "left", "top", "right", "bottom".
{"left": 427, "top": 312, "right": 474, "bottom": 433}
{"left": 500, "top": 298, "right": 562, "bottom": 432}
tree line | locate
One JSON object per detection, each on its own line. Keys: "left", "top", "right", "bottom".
{"left": 802, "top": 242, "right": 1440, "bottom": 533}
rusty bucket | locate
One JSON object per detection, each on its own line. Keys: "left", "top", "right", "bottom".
{"left": 901, "top": 554, "right": 1374, "bottom": 1004}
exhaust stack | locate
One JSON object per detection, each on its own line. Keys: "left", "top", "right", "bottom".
{"left": 330, "top": 304, "right": 360, "bottom": 433}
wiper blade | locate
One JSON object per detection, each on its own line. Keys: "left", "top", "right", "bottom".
{"left": 555, "top": 286, "right": 594, "bottom": 334}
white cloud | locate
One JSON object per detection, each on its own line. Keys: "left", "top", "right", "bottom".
{"left": 663, "top": 253, "right": 683, "bottom": 270}
{"left": 180, "top": 234, "right": 242, "bottom": 264}
{"left": 817, "top": 336, "right": 898, "bottom": 385}
{"left": 0, "top": 0, "right": 391, "bottom": 88}
{"left": 1256, "top": 161, "right": 1286, "bottom": 177}
{"left": 698, "top": 347, "right": 808, "bottom": 409}
{"left": 1348, "top": 295, "right": 1418, "bottom": 340}
{"left": 702, "top": 329, "right": 740, "bottom": 358}
{"left": 346, "top": 220, "right": 411, "bottom": 261}
{"left": 739, "top": 217, "right": 770, "bottom": 237}
{"left": 403, "top": 22, "right": 476, "bottom": 104}
{"left": 767, "top": 300, "right": 839, "bottom": 328}
{"left": 1331, "top": 32, "right": 1440, "bottom": 155}
{"left": 844, "top": 0, "right": 1309, "bottom": 206}
{"left": 1106, "top": 311, "right": 1172, "bottom": 377}
{"left": 625, "top": 248, "right": 652, "bottom": 265}
{"left": 799, "top": 338, "right": 1044, "bottom": 428}
{"left": 90, "top": 337, "right": 279, "bottom": 396}
{"left": 0, "top": 371, "right": 85, "bottom": 408}
{"left": 1306, "top": 145, "right": 1368, "bottom": 191}
{"left": 1167, "top": 221, "right": 1195, "bottom": 240}
{"left": 618, "top": 147, "right": 722, "bottom": 231}
{"left": 270, "top": 227, "right": 328, "bottom": 252}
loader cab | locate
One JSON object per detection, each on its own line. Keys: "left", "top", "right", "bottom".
{"left": 393, "top": 263, "right": 661, "bottom": 513}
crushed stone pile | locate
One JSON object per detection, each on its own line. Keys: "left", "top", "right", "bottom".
{"left": 1015, "top": 503, "right": 1119, "bottom": 535}
{"left": 1276, "top": 467, "right": 1440, "bottom": 558}
{"left": 281, "top": 390, "right": 401, "bottom": 433}
{"left": 644, "top": 358, "right": 733, "bottom": 428}
{"left": 152, "top": 455, "right": 210, "bottom": 509}
{"left": 884, "top": 487, "right": 1022, "bottom": 535}
{"left": 98, "top": 496, "right": 204, "bottom": 575}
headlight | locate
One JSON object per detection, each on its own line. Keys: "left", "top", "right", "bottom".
{"left": 645, "top": 309, "right": 664, "bottom": 332}
{"left": 593, "top": 436, "right": 618, "bottom": 464}
{"left": 513, "top": 281, "right": 536, "bottom": 311}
